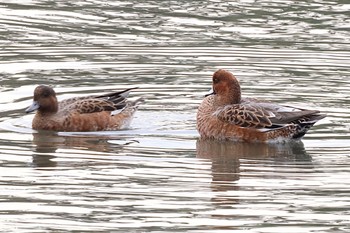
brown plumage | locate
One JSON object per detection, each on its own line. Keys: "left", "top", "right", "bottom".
{"left": 197, "top": 69, "right": 326, "bottom": 142}
{"left": 26, "top": 85, "right": 141, "bottom": 132}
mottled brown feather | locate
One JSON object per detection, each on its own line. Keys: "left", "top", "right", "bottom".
{"left": 26, "top": 85, "right": 140, "bottom": 132}
{"left": 197, "top": 69, "right": 325, "bottom": 142}
{"left": 215, "top": 105, "right": 273, "bottom": 128}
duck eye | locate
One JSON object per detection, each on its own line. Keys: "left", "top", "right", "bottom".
{"left": 213, "top": 78, "right": 219, "bottom": 84}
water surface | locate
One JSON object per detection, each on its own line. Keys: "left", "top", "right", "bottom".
{"left": 0, "top": 0, "right": 349, "bottom": 232}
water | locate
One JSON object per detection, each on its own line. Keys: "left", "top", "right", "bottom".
{"left": 0, "top": 0, "right": 350, "bottom": 232}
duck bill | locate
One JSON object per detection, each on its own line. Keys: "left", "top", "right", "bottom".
{"left": 205, "top": 88, "right": 216, "bottom": 97}
{"left": 25, "top": 101, "right": 40, "bottom": 113}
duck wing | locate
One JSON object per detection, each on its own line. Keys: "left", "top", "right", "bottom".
{"left": 59, "top": 88, "right": 136, "bottom": 114}
{"left": 215, "top": 100, "right": 325, "bottom": 130}
{"left": 214, "top": 104, "right": 273, "bottom": 128}
{"left": 244, "top": 101, "right": 326, "bottom": 125}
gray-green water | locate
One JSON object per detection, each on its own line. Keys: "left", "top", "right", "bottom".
{"left": 0, "top": 1, "right": 349, "bottom": 232}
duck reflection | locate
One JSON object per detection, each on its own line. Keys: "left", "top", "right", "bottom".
{"left": 196, "top": 139, "right": 312, "bottom": 204}
{"left": 31, "top": 131, "right": 137, "bottom": 168}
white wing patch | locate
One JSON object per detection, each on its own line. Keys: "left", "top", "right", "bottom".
{"left": 111, "top": 107, "right": 125, "bottom": 116}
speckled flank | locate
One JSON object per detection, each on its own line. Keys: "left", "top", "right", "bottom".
{"left": 27, "top": 85, "right": 140, "bottom": 132}
{"left": 196, "top": 69, "right": 325, "bottom": 142}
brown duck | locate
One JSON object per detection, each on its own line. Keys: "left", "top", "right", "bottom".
{"left": 197, "top": 69, "right": 326, "bottom": 142}
{"left": 26, "top": 85, "right": 141, "bottom": 131}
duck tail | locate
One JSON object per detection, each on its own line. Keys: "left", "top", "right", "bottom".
{"left": 292, "top": 113, "right": 326, "bottom": 139}
{"left": 110, "top": 98, "right": 144, "bottom": 116}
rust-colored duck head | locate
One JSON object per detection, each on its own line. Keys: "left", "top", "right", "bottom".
{"left": 210, "top": 69, "right": 241, "bottom": 105}
{"left": 26, "top": 85, "right": 58, "bottom": 114}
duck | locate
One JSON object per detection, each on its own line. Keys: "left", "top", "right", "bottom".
{"left": 26, "top": 85, "right": 141, "bottom": 132}
{"left": 197, "top": 69, "right": 325, "bottom": 142}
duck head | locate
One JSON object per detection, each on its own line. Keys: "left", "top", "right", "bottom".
{"left": 210, "top": 69, "right": 241, "bottom": 105}
{"left": 26, "top": 85, "right": 58, "bottom": 114}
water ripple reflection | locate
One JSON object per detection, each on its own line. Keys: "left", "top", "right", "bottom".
{"left": 0, "top": 0, "right": 350, "bottom": 232}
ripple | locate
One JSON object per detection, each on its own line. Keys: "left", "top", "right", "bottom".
{"left": 0, "top": 0, "right": 350, "bottom": 232}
